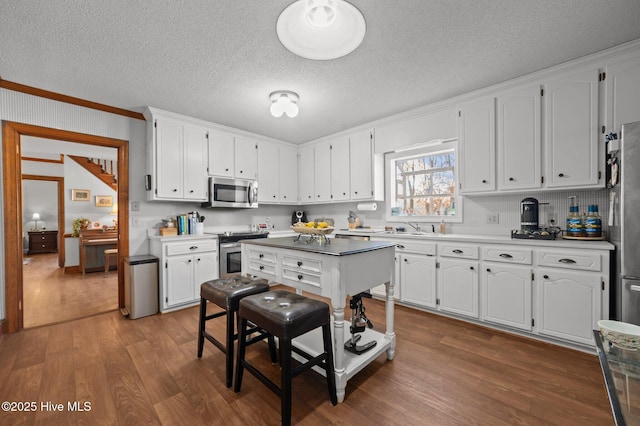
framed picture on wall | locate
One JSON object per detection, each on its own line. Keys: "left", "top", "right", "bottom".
{"left": 95, "top": 195, "right": 113, "bottom": 207}
{"left": 71, "top": 189, "right": 90, "bottom": 201}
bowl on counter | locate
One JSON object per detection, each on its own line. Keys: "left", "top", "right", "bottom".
{"left": 598, "top": 320, "right": 640, "bottom": 350}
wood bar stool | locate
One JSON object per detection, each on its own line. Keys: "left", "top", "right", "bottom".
{"left": 197, "top": 275, "right": 276, "bottom": 388}
{"left": 234, "top": 289, "right": 337, "bottom": 426}
{"left": 104, "top": 248, "right": 118, "bottom": 275}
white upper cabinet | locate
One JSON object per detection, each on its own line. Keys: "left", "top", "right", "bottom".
{"left": 314, "top": 142, "right": 332, "bottom": 203}
{"left": 234, "top": 136, "right": 258, "bottom": 179}
{"left": 350, "top": 129, "right": 383, "bottom": 200}
{"left": 497, "top": 85, "right": 542, "bottom": 191}
{"left": 330, "top": 137, "right": 350, "bottom": 202}
{"left": 279, "top": 145, "right": 298, "bottom": 203}
{"left": 257, "top": 140, "right": 298, "bottom": 204}
{"left": 605, "top": 55, "right": 640, "bottom": 135}
{"left": 207, "top": 128, "right": 235, "bottom": 177}
{"left": 458, "top": 97, "right": 496, "bottom": 194}
{"left": 147, "top": 110, "right": 208, "bottom": 202}
{"left": 208, "top": 132, "right": 258, "bottom": 179}
{"left": 298, "top": 145, "right": 315, "bottom": 203}
{"left": 257, "top": 140, "right": 280, "bottom": 203}
{"left": 544, "top": 68, "right": 601, "bottom": 189}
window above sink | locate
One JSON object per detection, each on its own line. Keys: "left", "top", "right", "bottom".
{"left": 385, "top": 139, "right": 462, "bottom": 223}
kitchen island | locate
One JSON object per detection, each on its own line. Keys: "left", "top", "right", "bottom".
{"left": 241, "top": 236, "right": 396, "bottom": 402}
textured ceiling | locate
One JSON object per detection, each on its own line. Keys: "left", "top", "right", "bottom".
{"left": 2, "top": 1, "right": 640, "bottom": 144}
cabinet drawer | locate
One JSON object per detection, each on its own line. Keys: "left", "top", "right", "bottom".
{"left": 394, "top": 240, "right": 436, "bottom": 255}
{"left": 282, "top": 268, "right": 321, "bottom": 288}
{"left": 282, "top": 255, "right": 321, "bottom": 273}
{"left": 537, "top": 250, "right": 601, "bottom": 272}
{"left": 248, "top": 260, "right": 277, "bottom": 277}
{"left": 247, "top": 249, "right": 277, "bottom": 264}
{"left": 438, "top": 243, "right": 479, "bottom": 259}
{"left": 482, "top": 246, "right": 532, "bottom": 264}
{"left": 166, "top": 240, "right": 217, "bottom": 255}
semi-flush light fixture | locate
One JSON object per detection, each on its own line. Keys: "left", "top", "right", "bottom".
{"left": 270, "top": 91, "right": 299, "bottom": 118}
{"left": 276, "top": 0, "right": 366, "bottom": 60}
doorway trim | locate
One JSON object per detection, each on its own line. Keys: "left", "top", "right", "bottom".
{"left": 22, "top": 175, "right": 66, "bottom": 268}
{"left": 2, "top": 121, "right": 129, "bottom": 334}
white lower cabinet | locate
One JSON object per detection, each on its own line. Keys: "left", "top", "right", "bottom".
{"left": 482, "top": 264, "right": 532, "bottom": 331}
{"left": 437, "top": 258, "right": 479, "bottom": 318}
{"left": 536, "top": 268, "right": 602, "bottom": 346}
{"left": 150, "top": 237, "right": 219, "bottom": 312}
{"left": 401, "top": 253, "right": 437, "bottom": 308}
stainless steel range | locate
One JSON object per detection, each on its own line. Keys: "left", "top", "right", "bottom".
{"left": 217, "top": 231, "right": 269, "bottom": 278}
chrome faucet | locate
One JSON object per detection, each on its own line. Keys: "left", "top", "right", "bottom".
{"left": 405, "top": 222, "right": 421, "bottom": 232}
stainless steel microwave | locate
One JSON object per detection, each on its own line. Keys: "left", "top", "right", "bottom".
{"left": 202, "top": 176, "right": 258, "bottom": 208}
{"left": 202, "top": 176, "right": 258, "bottom": 209}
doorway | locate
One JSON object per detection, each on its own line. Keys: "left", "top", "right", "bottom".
{"left": 2, "top": 121, "right": 129, "bottom": 333}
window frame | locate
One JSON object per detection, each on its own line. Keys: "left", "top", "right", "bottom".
{"left": 385, "top": 139, "right": 463, "bottom": 223}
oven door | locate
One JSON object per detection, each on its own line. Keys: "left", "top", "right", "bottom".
{"left": 205, "top": 176, "right": 258, "bottom": 208}
{"left": 219, "top": 242, "right": 242, "bottom": 278}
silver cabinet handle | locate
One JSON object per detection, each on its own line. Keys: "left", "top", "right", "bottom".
{"left": 558, "top": 258, "right": 576, "bottom": 264}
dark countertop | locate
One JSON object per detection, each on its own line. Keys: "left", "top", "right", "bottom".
{"left": 241, "top": 236, "right": 396, "bottom": 256}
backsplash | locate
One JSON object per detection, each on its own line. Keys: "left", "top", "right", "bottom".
{"left": 302, "top": 188, "right": 612, "bottom": 238}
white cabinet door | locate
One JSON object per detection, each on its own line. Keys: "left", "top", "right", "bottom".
{"left": 330, "top": 137, "right": 350, "bottom": 201}
{"left": 458, "top": 97, "right": 496, "bottom": 194}
{"left": 350, "top": 130, "right": 374, "bottom": 200}
{"left": 438, "top": 258, "right": 479, "bottom": 318}
{"left": 497, "top": 85, "right": 542, "bottom": 191}
{"left": 183, "top": 124, "right": 208, "bottom": 201}
{"left": 155, "top": 118, "right": 184, "bottom": 199}
{"left": 401, "top": 253, "right": 437, "bottom": 308}
{"left": 482, "top": 263, "right": 532, "bottom": 331}
{"left": 166, "top": 255, "right": 196, "bottom": 308}
{"left": 194, "top": 252, "right": 219, "bottom": 295}
{"left": 314, "top": 142, "right": 332, "bottom": 202}
{"left": 235, "top": 136, "right": 258, "bottom": 179}
{"left": 536, "top": 268, "right": 602, "bottom": 346}
{"left": 605, "top": 56, "right": 640, "bottom": 134}
{"left": 257, "top": 140, "right": 280, "bottom": 203}
{"left": 298, "top": 146, "right": 314, "bottom": 203}
{"left": 279, "top": 145, "right": 298, "bottom": 204}
{"left": 208, "top": 128, "right": 235, "bottom": 177}
{"left": 544, "top": 69, "right": 601, "bottom": 189}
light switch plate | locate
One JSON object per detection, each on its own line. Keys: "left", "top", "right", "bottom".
{"left": 487, "top": 213, "right": 499, "bottom": 224}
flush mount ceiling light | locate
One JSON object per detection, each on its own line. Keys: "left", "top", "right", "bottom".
{"left": 270, "top": 91, "right": 299, "bottom": 118}
{"left": 276, "top": 0, "right": 366, "bottom": 60}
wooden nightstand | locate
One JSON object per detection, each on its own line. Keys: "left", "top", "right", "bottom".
{"left": 28, "top": 230, "right": 58, "bottom": 254}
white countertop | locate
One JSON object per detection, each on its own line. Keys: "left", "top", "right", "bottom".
{"left": 334, "top": 229, "right": 615, "bottom": 250}
{"left": 147, "top": 233, "right": 218, "bottom": 242}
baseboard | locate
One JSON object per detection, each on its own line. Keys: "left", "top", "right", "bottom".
{"left": 64, "top": 265, "right": 80, "bottom": 274}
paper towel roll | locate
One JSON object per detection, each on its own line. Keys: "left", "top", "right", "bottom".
{"left": 357, "top": 202, "right": 377, "bottom": 211}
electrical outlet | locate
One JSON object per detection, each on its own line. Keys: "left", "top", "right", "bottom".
{"left": 131, "top": 201, "right": 140, "bottom": 211}
{"left": 132, "top": 216, "right": 140, "bottom": 227}
{"left": 487, "top": 213, "right": 499, "bottom": 225}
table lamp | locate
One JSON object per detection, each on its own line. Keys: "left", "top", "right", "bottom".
{"left": 32, "top": 213, "right": 41, "bottom": 231}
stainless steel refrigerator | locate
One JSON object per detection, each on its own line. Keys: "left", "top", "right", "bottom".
{"left": 611, "top": 120, "right": 640, "bottom": 325}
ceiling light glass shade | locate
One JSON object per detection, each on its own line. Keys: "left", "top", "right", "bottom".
{"left": 270, "top": 91, "right": 299, "bottom": 118}
{"left": 277, "top": 0, "right": 366, "bottom": 60}
{"left": 305, "top": 0, "right": 337, "bottom": 28}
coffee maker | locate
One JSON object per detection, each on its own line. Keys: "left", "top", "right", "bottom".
{"left": 291, "top": 210, "right": 307, "bottom": 225}
{"left": 520, "top": 198, "right": 539, "bottom": 232}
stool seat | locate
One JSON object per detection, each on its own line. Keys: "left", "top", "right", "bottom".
{"left": 201, "top": 275, "right": 269, "bottom": 311}
{"left": 238, "top": 290, "right": 330, "bottom": 340}
{"left": 197, "top": 275, "right": 273, "bottom": 389}
{"left": 235, "top": 289, "right": 337, "bottom": 426}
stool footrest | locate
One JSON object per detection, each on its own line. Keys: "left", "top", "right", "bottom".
{"left": 242, "top": 360, "right": 282, "bottom": 397}
{"left": 291, "top": 346, "right": 328, "bottom": 378}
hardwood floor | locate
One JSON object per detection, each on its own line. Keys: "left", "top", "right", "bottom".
{"left": 22, "top": 253, "right": 118, "bottom": 328}
{"left": 0, "top": 286, "right": 613, "bottom": 425}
